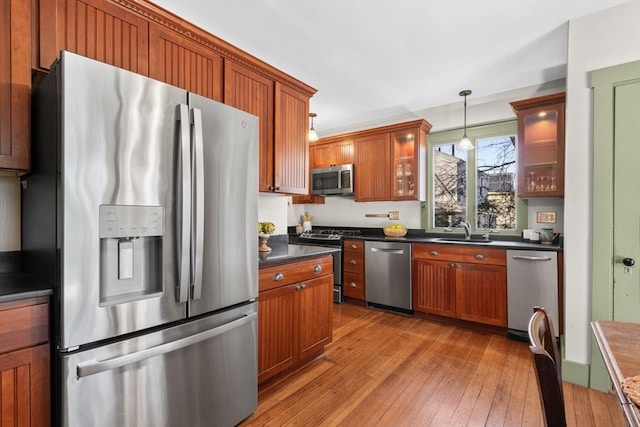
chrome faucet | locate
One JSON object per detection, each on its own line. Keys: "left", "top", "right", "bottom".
{"left": 462, "top": 221, "right": 471, "bottom": 240}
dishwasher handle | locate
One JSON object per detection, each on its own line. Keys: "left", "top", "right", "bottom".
{"left": 510, "top": 255, "right": 553, "bottom": 262}
{"left": 370, "top": 247, "right": 405, "bottom": 255}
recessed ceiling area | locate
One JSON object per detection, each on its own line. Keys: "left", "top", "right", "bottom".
{"left": 154, "top": 0, "right": 630, "bottom": 135}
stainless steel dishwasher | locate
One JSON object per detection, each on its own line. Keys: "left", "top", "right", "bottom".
{"left": 365, "top": 240, "right": 412, "bottom": 313}
{"left": 506, "top": 249, "right": 559, "bottom": 341}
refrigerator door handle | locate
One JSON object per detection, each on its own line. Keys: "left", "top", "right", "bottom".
{"left": 76, "top": 312, "right": 257, "bottom": 378}
{"left": 191, "top": 108, "right": 205, "bottom": 300}
{"left": 177, "top": 104, "right": 192, "bottom": 303}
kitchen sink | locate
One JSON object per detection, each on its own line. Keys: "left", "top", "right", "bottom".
{"left": 435, "top": 237, "right": 492, "bottom": 244}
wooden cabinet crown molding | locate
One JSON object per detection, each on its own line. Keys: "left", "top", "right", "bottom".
{"left": 112, "top": 0, "right": 317, "bottom": 97}
{"left": 316, "top": 119, "right": 432, "bottom": 144}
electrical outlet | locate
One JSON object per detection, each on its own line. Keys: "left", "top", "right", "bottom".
{"left": 388, "top": 211, "right": 400, "bottom": 220}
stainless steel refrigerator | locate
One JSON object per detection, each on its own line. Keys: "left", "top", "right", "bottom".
{"left": 22, "top": 51, "right": 258, "bottom": 426}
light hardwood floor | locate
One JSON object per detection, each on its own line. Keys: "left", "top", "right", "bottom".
{"left": 241, "top": 303, "right": 626, "bottom": 426}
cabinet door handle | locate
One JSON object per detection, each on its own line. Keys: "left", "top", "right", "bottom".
{"left": 274, "top": 272, "right": 284, "bottom": 281}
{"left": 450, "top": 263, "right": 457, "bottom": 268}
{"left": 349, "top": 282, "right": 357, "bottom": 288}
{"left": 350, "top": 244, "right": 357, "bottom": 249}
{"left": 314, "top": 265, "right": 323, "bottom": 273}
{"left": 350, "top": 259, "right": 357, "bottom": 265}
{"left": 275, "top": 186, "right": 280, "bottom": 191}
{"left": 475, "top": 254, "right": 485, "bottom": 260}
{"left": 430, "top": 250, "right": 439, "bottom": 256}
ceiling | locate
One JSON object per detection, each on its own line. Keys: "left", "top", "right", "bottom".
{"left": 154, "top": 0, "right": 629, "bottom": 136}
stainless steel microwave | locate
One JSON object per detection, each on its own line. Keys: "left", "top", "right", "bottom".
{"left": 311, "top": 164, "right": 354, "bottom": 196}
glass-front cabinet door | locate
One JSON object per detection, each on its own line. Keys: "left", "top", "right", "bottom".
{"left": 391, "top": 121, "right": 431, "bottom": 201}
{"left": 510, "top": 93, "right": 565, "bottom": 198}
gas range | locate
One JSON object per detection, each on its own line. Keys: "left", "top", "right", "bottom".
{"left": 298, "top": 229, "right": 362, "bottom": 246}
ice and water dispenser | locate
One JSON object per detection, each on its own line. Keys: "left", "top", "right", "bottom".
{"left": 99, "top": 205, "right": 164, "bottom": 305}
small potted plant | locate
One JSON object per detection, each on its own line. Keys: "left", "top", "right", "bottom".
{"left": 258, "top": 221, "right": 276, "bottom": 252}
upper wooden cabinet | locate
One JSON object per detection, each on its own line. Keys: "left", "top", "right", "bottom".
{"left": 0, "top": 0, "right": 31, "bottom": 173}
{"left": 50, "top": 0, "right": 150, "bottom": 75}
{"left": 355, "top": 132, "right": 391, "bottom": 201}
{"left": 273, "top": 82, "right": 309, "bottom": 195}
{"left": 19, "top": 0, "right": 316, "bottom": 178}
{"left": 326, "top": 119, "right": 430, "bottom": 202}
{"left": 391, "top": 125, "right": 428, "bottom": 200}
{"left": 224, "top": 61, "right": 275, "bottom": 192}
{"left": 310, "top": 139, "right": 354, "bottom": 170}
{"left": 149, "top": 24, "right": 223, "bottom": 101}
{"left": 510, "top": 93, "right": 565, "bottom": 198}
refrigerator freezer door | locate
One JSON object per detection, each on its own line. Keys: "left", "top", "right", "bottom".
{"left": 61, "top": 302, "right": 258, "bottom": 427}
{"left": 56, "top": 52, "right": 187, "bottom": 348}
{"left": 187, "top": 94, "right": 259, "bottom": 317}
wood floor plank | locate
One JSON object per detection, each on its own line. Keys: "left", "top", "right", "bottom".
{"left": 241, "top": 304, "right": 625, "bottom": 427}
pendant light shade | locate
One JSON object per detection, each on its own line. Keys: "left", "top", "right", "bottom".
{"left": 308, "top": 113, "right": 319, "bottom": 142}
{"left": 458, "top": 90, "right": 474, "bottom": 151}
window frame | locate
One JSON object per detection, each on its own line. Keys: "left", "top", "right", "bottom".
{"left": 423, "top": 120, "right": 527, "bottom": 235}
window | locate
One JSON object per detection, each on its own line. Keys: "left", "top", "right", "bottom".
{"left": 426, "top": 121, "right": 525, "bottom": 233}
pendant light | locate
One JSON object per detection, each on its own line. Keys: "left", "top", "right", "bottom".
{"left": 308, "top": 113, "right": 319, "bottom": 142}
{"left": 458, "top": 90, "right": 474, "bottom": 151}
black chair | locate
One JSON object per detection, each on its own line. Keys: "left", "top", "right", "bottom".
{"left": 528, "top": 306, "right": 566, "bottom": 427}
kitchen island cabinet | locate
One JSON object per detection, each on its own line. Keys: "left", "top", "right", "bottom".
{"left": 258, "top": 255, "right": 333, "bottom": 384}
{"left": 412, "top": 243, "right": 507, "bottom": 327}
{"left": 0, "top": 296, "right": 50, "bottom": 426}
{"left": 0, "top": 0, "right": 31, "bottom": 174}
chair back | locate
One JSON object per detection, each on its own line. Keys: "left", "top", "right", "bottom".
{"left": 528, "top": 306, "right": 566, "bottom": 427}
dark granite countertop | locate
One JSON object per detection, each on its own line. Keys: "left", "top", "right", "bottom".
{"left": 288, "top": 227, "right": 563, "bottom": 251}
{"left": 0, "top": 272, "right": 53, "bottom": 303}
{"left": 351, "top": 234, "right": 563, "bottom": 251}
{"left": 258, "top": 243, "right": 341, "bottom": 267}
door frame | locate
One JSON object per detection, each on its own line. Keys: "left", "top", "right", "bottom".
{"left": 591, "top": 60, "right": 640, "bottom": 390}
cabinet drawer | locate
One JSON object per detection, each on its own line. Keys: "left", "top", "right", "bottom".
{"left": 343, "top": 240, "right": 364, "bottom": 253}
{"left": 343, "top": 272, "right": 365, "bottom": 300}
{"left": 413, "top": 243, "right": 506, "bottom": 266}
{"left": 0, "top": 297, "right": 49, "bottom": 354}
{"left": 343, "top": 253, "right": 364, "bottom": 273}
{"left": 260, "top": 255, "right": 333, "bottom": 292}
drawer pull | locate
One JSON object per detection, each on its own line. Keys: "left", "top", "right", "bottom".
{"left": 314, "top": 265, "right": 323, "bottom": 273}
{"left": 349, "top": 282, "right": 357, "bottom": 288}
{"left": 350, "top": 244, "right": 357, "bottom": 249}
{"left": 430, "top": 250, "right": 439, "bottom": 256}
{"left": 475, "top": 254, "right": 485, "bottom": 260}
{"left": 274, "top": 272, "right": 284, "bottom": 281}
{"left": 350, "top": 259, "right": 357, "bottom": 265}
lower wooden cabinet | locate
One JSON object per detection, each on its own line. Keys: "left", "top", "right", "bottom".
{"left": 0, "top": 297, "right": 50, "bottom": 426}
{"left": 343, "top": 240, "right": 365, "bottom": 300}
{"left": 258, "top": 256, "right": 333, "bottom": 383}
{"left": 412, "top": 243, "right": 507, "bottom": 327}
